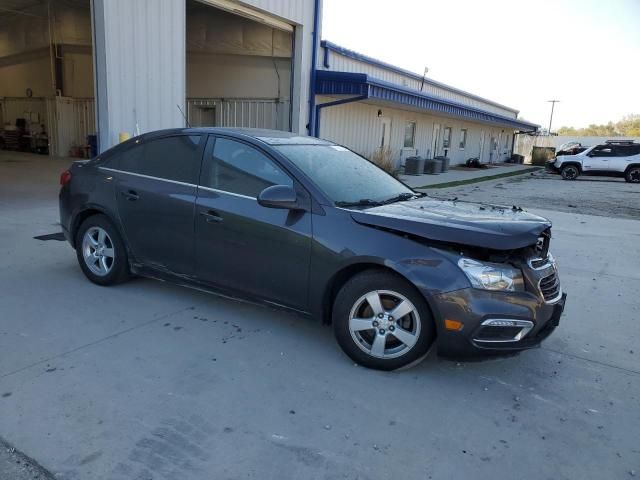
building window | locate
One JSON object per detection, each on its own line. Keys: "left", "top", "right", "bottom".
{"left": 504, "top": 133, "right": 510, "bottom": 149}
{"left": 443, "top": 127, "right": 452, "bottom": 149}
{"left": 403, "top": 122, "right": 416, "bottom": 148}
{"left": 459, "top": 129, "right": 467, "bottom": 149}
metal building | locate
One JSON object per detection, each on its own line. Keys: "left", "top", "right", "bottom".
{"left": 0, "top": 0, "right": 320, "bottom": 155}
{"left": 313, "top": 41, "right": 538, "bottom": 166}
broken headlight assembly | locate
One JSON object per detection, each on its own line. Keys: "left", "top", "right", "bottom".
{"left": 457, "top": 258, "right": 525, "bottom": 292}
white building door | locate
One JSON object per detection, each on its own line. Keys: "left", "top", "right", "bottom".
{"left": 479, "top": 130, "right": 486, "bottom": 162}
{"left": 431, "top": 123, "right": 441, "bottom": 158}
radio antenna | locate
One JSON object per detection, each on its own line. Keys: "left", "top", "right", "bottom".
{"left": 177, "top": 104, "right": 191, "bottom": 128}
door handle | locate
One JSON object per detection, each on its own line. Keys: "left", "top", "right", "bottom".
{"left": 199, "top": 210, "right": 223, "bottom": 223}
{"left": 121, "top": 190, "right": 139, "bottom": 201}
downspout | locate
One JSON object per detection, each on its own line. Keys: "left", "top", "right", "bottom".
{"left": 314, "top": 95, "right": 368, "bottom": 138}
{"left": 323, "top": 42, "right": 330, "bottom": 68}
{"left": 307, "top": 0, "right": 321, "bottom": 136}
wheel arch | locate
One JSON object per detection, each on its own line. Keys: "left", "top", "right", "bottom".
{"left": 70, "top": 206, "right": 121, "bottom": 249}
{"left": 624, "top": 163, "right": 640, "bottom": 173}
{"left": 320, "top": 261, "right": 440, "bottom": 330}
{"left": 560, "top": 161, "right": 582, "bottom": 172}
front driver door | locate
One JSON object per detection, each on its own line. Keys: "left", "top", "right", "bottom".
{"left": 583, "top": 145, "right": 614, "bottom": 172}
{"left": 194, "top": 136, "right": 312, "bottom": 310}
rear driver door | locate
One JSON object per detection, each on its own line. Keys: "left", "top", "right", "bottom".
{"left": 105, "top": 134, "right": 204, "bottom": 276}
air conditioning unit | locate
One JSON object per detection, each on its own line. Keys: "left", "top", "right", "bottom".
{"left": 400, "top": 148, "right": 418, "bottom": 166}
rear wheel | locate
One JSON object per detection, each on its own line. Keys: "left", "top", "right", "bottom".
{"left": 75, "top": 214, "right": 130, "bottom": 286}
{"left": 560, "top": 164, "right": 580, "bottom": 180}
{"left": 625, "top": 166, "right": 640, "bottom": 183}
{"left": 332, "top": 270, "right": 435, "bottom": 371}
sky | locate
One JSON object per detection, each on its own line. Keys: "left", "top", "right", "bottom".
{"left": 321, "top": 0, "right": 640, "bottom": 129}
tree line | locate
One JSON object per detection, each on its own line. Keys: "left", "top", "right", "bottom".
{"left": 557, "top": 114, "right": 640, "bottom": 137}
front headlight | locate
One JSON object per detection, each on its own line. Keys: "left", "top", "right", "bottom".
{"left": 458, "top": 258, "right": 525, "bottom": 292}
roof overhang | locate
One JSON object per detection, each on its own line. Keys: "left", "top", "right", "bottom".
{"left": 315, "top": 70, "right": 539, "bottom": 132}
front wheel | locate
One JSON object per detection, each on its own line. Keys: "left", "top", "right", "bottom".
{"left": 560, "top": 164, "right": 580, "bottom": 180}
{"left": 625, "top": 166, "right": 640, "bottom": 183}
{"left": 333, "top": 270, "right": 435, "bottom": 371}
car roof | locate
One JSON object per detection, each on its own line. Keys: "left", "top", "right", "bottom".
{"left": 138, "top": 127, "right": 334, "bottom": 146}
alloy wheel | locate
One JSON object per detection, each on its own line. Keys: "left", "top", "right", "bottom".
{"left": 348, "top": 290, "right": 421, "bottom": 359}
{"left": 563, "top": 166, "right": 578, "bottom": 180}
{"left": 82, "top": 226, "right": 115, "bottom": 276}
{"left": 630, "top": 168, "right": 640, "bottom": 183}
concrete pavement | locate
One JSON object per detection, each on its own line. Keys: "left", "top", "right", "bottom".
{"left": 1, "top": 151, "right": 639, "bottom": 479}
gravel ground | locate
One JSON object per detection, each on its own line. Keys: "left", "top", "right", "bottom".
{"left": 0, "top": 438, "right": 54, "bottom": 480}
{"left": 425, "top": 170, "right": 640, "bottom": 220}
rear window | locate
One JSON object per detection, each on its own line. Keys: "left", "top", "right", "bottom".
{"left": 617, "top": 145, "right": 640, "bottom": 156}
{"left": 106, "top": 135, "right": 202, "bottom": 184}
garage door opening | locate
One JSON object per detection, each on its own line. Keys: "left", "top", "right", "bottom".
{"left": 186, "top": 0, "right": 293, "bottom": 131}
{"left": 0, "top": 0, "right": 95, "bottom": 159}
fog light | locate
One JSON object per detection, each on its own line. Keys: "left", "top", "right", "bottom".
{"left": 445, "top": 319, "right": 464, "bottom": 331}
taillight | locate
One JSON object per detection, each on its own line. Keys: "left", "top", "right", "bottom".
{"left": 60, "top": 170, "right": 72, "bottom": 186}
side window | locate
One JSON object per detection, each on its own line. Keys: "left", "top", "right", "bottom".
{"left": 118, "top": 143, "right": 144, "bottom": 172}
{"left": 442, "top": 127, "right": 452, "bottom": 149}
{"left": 590, "top": 146, "right": 615, "bottom": 157}
{"left": 202, "top": 138, "right": 292, "bottom": 198}
{"left": 459, "top": 129, "right": 467, "bottom": 149}
{"left": 139, "top": 136, "right": 201, "bottom": 183}
{"left": 403, "top": 122, "right": 416, "bottom": 148}
{"left": 617, "top": 145, "right": 640, "bottom": 157}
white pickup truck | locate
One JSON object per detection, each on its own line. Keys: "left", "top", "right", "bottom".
{"left": 547, "top": 140, "right": 640, "bottom": 183}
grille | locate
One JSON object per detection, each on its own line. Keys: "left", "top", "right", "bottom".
{"left": 539, "top": 271, "right": 561, "bottom": 302}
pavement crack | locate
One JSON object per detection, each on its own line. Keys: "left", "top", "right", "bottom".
{"left": 0, "top": 306, "right": 195, "bottom": 379}
{"left": 541, "top": 346, "right": 640, "bottom": 376}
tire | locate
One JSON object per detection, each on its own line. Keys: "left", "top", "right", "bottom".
{"left": 332, "top": 270, "right": 435, "bottom": 371}
{"left": 560, "top": 164, "right": 580, "bottom": 180}
{"left": 75, "top": 214, "right": 130, "bottom": 286}
{"left": 625, "top": 166, "right": 640, "bottom": 183}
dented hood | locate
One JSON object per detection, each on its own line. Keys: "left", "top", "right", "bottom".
{"left": 350, "top": 198, "right": 551, "bottom": 250}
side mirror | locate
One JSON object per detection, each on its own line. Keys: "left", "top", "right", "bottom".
{"left": 257, "top": 185, "right": 300, "bottom": 210}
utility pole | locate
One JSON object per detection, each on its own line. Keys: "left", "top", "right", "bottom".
{"left": 547, "top": 100, "right": 560, "bottom": 135}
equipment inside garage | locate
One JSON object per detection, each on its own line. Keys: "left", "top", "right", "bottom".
{"left": 186, "top": 0, "right": 293, "bottom": 131}
{"left": 0, "top": 0, "right": 95, "bottom": 158}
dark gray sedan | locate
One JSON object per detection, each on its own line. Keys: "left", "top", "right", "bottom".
{"left": 59, "top": 128, "right": 565, "bottom": 370}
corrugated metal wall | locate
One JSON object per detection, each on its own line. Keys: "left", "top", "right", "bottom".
{"left": 317, "top": 96, "right": 513, "bottom": 166}
{"left": 241, "top": 0, "right": 306, "bottom": 24}
{"left": 50, "top": 97, "right": 95, "bottom": 156}
{"left": 187, "top": 98, "right": 290, "bottom": 130}
{"left": 321, "top": 50, "right": 518, "bottom": 119}
{"left": 93, "top": 0, "right": 186, "bottom": 152}
{"left": 0, "top": 98, "right": 48, "bottom": 128}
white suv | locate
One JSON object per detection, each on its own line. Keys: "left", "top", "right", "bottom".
{"left": 548, "top": 140, "right": 640, "bottom": 183}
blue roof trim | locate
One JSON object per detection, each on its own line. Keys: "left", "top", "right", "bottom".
{"left": 321, "top": 40, "right": 520, "bottom": 115}
{"left": 315, "top": 71, "right": 539, "bottom": 131}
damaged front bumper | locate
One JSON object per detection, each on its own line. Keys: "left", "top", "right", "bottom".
{"left": 545, "top": 160, "right": 560, "bottom": 173}
{"left": 431, "top": 287, "right": 566, "bottom": 358}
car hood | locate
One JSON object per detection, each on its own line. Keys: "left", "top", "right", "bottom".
{"left": 350, "top": 198, "right": 551, "bottom": 250}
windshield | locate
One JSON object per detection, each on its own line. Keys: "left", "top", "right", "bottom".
{"left": 276, "top": 144, "right": 414, "bottom": 205}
